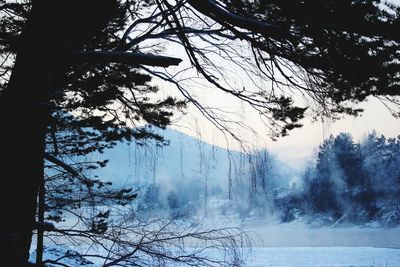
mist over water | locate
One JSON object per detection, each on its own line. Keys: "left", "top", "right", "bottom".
{"left": 93, "top": 128, "right": 400, "bottom": 251}
{"left": 243, "top": 223, "right": 400, "bottom": 248}
{"left": 35, "top": 128, "right": 400, "bottom": 267}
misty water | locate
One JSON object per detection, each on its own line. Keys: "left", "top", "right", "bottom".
{"left": 37, "top": 129, "right": 400, "bottom": 266}
{"left": 242, "top": 223, "right": 400, "bottom": 248}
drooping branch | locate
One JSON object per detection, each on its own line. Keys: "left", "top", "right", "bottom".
{"left": 68, "top": 51, "right": 182, "bottom": 67}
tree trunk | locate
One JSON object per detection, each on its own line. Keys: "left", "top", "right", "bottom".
{"left": 0, "top": 67, "right": 48, "bottom": 266}
{"left": 0, "top": 2, "right": 64, "bottom": 265}
{"left": 36, "top": 175, "right": 46, "bottom": 265}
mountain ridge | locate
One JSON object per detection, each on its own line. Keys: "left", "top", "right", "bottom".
{"left": 91, "top": 127, "right": 299, "bottom": 197}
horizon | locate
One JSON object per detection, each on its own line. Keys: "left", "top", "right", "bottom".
{"left": 169, "top": 95, "right": 400, "bottom": 170}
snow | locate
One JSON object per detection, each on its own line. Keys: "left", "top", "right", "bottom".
{"left": 32, "top": 246, "right": 400, "bottom": 266}
{"left": 241, "top": 223, "right": 400, "bottom": 248}
{"left": 33, "top": 128, "right": 400, "bottom": 266}
{"left": 31, "top": 221, "right": 400, "bottom": 266}
{"left": 243, "top": 224, "right": 400, "bottom": 266}
{"left": 31, "top": 199, "right": 400, "bottom": 266}
{"left": 247, "top": 247, "right": 400, "bottom": 267}
{"left": 94, "top": 128, "right": 298, "bottom": 190}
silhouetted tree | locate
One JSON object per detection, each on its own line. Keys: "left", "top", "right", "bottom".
{"left": 0, "top": 1, "right": 184, "bottom": 265}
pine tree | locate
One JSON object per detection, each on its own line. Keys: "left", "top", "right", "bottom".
{"left": 0, "top": 1, "right": 184, "bottom": 264}
{"left": 311, "top": 136, "right": 342, "bottom": 217}
{"left": 361, "top": 132, "right": 400, "bottom": 223}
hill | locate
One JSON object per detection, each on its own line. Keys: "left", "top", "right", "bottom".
{"left": 88, "top": 128, "right": 299, "bottom": 218}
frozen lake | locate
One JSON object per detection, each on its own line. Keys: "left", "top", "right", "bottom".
{"left": 245, "top": 226, "right": 400, "bottom": 248}
{"left": 242, "top": 224, "right": 400, "bottom": 266}
{"left": 247, "top": 247, "right": 400, "bottom": 267}
{"left": 31, "top": 220, "right": 400, "bottom": 266}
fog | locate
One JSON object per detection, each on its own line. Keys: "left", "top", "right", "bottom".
{"left": 89, "top": 128, "right": 400, "bottom": 251}
{"left": 244, "top": 224, "right": 400, "bottom": 248}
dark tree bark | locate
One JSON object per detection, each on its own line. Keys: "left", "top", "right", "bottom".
{"left": 35, "top": 176, "right": 45, "bottom": 265}
{"left": 0, "top": 1, "right": 63, "bottom": 265}
{"left": 0, "top": 56, "right": 50, "bottom": 266}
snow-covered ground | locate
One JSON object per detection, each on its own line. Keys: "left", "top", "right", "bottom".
{"left": 243, "top": 223, "right": 400, "bottom": 267}
{"left": 32, "top": 224, "right": 400, "bottom": 266}
{"left": 33, "top": 245, "right": 400, "bottom": 266}
{"left": 33, "top": 201, "right": 400, "bottom": 266}
{"left": 35, "top": 129, "right": 400, "bottom": 266}
{"left": 247, "top": 247, "right": 400, "bottom": 267}
{"left": 242, "top": 222, "right": 400, "bottom": 248}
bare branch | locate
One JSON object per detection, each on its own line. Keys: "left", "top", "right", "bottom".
{"left": 44, "top": 153, "right": 79, "bottom": 177}
{"left": 68, "top": 51, "right": 182, "bottom": 67}
{"left": 187, "top": 0, "right": 281, "bottom": 38}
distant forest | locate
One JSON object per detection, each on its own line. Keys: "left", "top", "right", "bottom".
{"left": 133, "top": 131, "right": 400, "bottom": 227}
{"left": 277, "top": 131, "right": 400, "bottom": 226}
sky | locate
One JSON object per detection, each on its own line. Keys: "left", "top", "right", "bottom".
{"left": 149, "top": 0, "right": 400, "bottom": 169}
{"left": 170, "top": 94, "right": 400, "bottom": 170}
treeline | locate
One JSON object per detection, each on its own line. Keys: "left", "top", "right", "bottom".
{"left": 129, "top": 131, "right": 400, "bottom": 227}
{"left": 277, "top": 132, "right": 400, "bottom": 226}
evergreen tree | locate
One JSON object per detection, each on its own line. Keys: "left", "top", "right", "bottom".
{"left": 167, "top": 191, "right": 182, "bottom": 218}
{"left": 137, "top": 183, "right": 162, "bottom": 216}
{"left": 308, "top": 133, "right": 370, "bottom": 221}
{"left": 0, "top": 1, "right": 184, "bottom": 264}
{"left": 303, "top": 131, "right": 400, "bottom": 224}
{"left": 331, "top": 133, "right": 373, "bottom": 221}
{"left": 310, "top": 136, "right": 341, "bottom": 217}
{"left": 361, "top": 132, "right": 400, "bottom": 223}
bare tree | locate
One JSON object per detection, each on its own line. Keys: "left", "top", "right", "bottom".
{"left": 41, "top": 211, "right": 251, "bottom": 267}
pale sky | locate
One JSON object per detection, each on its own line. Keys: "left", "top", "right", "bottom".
{"left": 150, "top": 1, "right": 400, "bottom": 169}
{"left": 171, "top": 95, "right": 400, "bottom": 170}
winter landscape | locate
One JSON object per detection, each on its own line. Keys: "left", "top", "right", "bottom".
{"left": 2, "top": 0, "right": 400, "bottom": 266}
{"left": 30, "top": 128, "right": 400, "bottom": 266}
